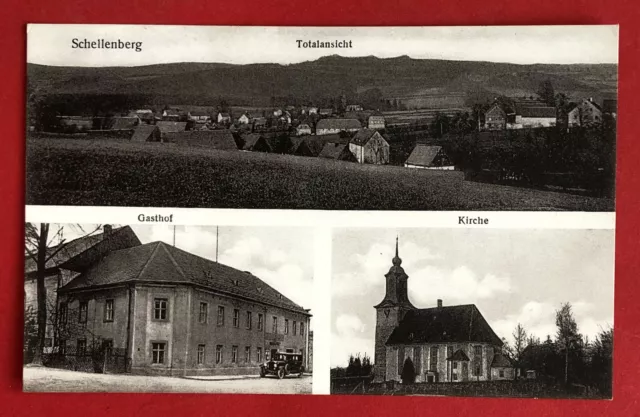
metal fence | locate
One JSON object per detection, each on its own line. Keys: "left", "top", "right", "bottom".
{"left": 42, "top": 346, "right": 130, "bottom": 374}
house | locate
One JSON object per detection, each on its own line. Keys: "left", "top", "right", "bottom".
{"left": 241, "top": 134, "right": 273, "bottom": 153}
{"left": 130, "top": 125, "right": 162, "bottom": 143}
{"left": 404, "top": 145, "right": 454, "bottom": 170}
{"left": 217, "top": 112, "right": 232, "bottom": 124}
{"left": 162, "top": 109, "right": 182, "bottom": 121}
{"left": 109, "top": 117, "right": 141, "bottom": 130}
{"left": 238, "top": 114, "right": 252, "bottom": 124}
{"left": 253, "top": 117, "right": 268, "bottom": 130}
{"left": 288, "top": 138, "right": 318, "bottom": 157}
{"left": 54, "top": 238, "right": 311, "bottom": 376}
{"left": 318, "top": 143, "right": 357, "bottom": 162}
{"left": 368, "top": 114, "right": 386, "bottom": 130}
{"left": 156, "top": 121, "right": 188, "bottom": 137}
{"left": 567, "top": 105, "right": 581, "bottom": 128}
{"left": 346, "top": 104, "right": 363, "bottom": 112}
{"left": 484, "top": 104, "right": 508, "bottom": 130}
{"left": 349, "top": 128, "right": 390, "bottom": 165}
{"left": 374, "top": 239, "right": 511, "bottom": 383}
{"left": 167, "top": 130, "right": 238, "bottom": 151}
{"left": 188, "top": 111, "right": 211, "bottom": 123}
{"left": 319, "top": 108, "right": 333, "bottom": 116}
{"left": 308, "top": 107, "right": 318, "bottom": 115}
{"left": 490, "top": 353, "right": 515, "bottom": 380}
{"left": 273, "top": 109, "right": 283, "bottom": 117}
{"left": 568, "top": 99, "right": 603, "bottom": 127}
{"left": 296, "top": 124, "right": 312, "bottom": 136}
{"left": 24, "top": 226, "right": 141, "bottom": 356}
{"left": 315, "top": 118, "right": 361, "bottom": 136}
{"left": 516, "top": 107, "right": 557, "bottom": 128}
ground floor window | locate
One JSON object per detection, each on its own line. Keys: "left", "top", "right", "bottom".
{"left": 197, "top": 344, "right": 206, "bottom": 365}
{"left": 76, "top": 339, "right": 86, "bottom": 356}
{"left": 231, "top": 346, "right": 238, "bottom": 363}
{"left": 499, "top": 369, "right": 505, "bottom": 378}
{"left": 245, "top": 346, "right": 251, "bottom": 363}
{"left": 152, "top": 342, "right": 166, "bottom": 364}
{"left": 216, "top": 345, "right": 223, "bottom": 364}
{"left": 257, "top": 347, "right": 262, "bottom": 363}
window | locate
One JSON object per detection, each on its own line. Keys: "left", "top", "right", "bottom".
{"left": 59, "top": 339, "right": 67, "bottom": 355}
{"left": 257, "top": 314, "right": 263, "bottom": 331}
{"left": 231, "top": 346, "right": 238, "bottom": 363}
{"left": 293, "top": 321, "right": 297, "bottom": 336}
{"left": 473, "top": 345, "right": 483, "bottom": 377}
{"left": 453, "top": 362, "right": 458, "bottom": 369}
{"left": 217, "top": 306, "right": 225, "bottom": 326}
{"left": 215, "top": 345, "right": 223, "bottom": 364}
{"left": 246, "top": 312, "right": 252, "bottom": 329}
{"left": 245, "top": 346, "right": 251, "bottom": 363}
{"left": 284, "top": 319, "right": 289, "bottom": 335}
{"left": 272, "top": 316, "right": 278, "bottom": 333}
{"left": 233, "top": 309, "right": 239, "bottom": 328}
{"left": 104, "top": 299, "right": 114, "bottom": 322}
{"left": 153, "top": 298, "right": 168, "bottom": 320}
{"left": 76, "top": 339, "right": 86, "bottom": 356}
{"left": 102, "top": 339, "right": 113, "bottom": 356}
{"left": 499, "top": 369, "right": 505, "bottom": 378}
{"left": 198, "top": 302, "right": 208, "bottom": 324}
{"left": 300, "top": 322, "right": 305, "bottom": 336}
{"left": 197, "top": 344, "right": 206, "bottom": 365}
{"left": 453, "top": 374, "right": 458, "bottom": 381}
{"left": 447, "top": 346, "right": 453, "bottom": 360}
{"left": 44, "top": 338, "right": 52, "bottom": 348}
{"left": 78, "top": 301, "right": 88, "bottom": 323}
{"left": 429, "top": 346, "right": 438, "bottom": 371}
{"left": 151, "top": 342, "right": 166, "bottom": 364}
{"left": 59, "top": 302, "right": 68, "bottom": 325}
{"left": 257, "top": 347, "right": 263, "bottom": 363}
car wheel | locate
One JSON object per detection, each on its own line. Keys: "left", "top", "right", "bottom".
{"left": 277, "top": 367, "right": 285, "bottom": 379}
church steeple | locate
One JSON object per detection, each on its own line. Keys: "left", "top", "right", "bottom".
{"left": 374, "top": 236, "right": 414, "bottom": 309}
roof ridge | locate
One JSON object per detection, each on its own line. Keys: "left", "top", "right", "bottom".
{"left": 136, "top": 241, "right": 163, "bottom": 281}
{"left": 157, "top": 242, "right": 187, "bottom": 280}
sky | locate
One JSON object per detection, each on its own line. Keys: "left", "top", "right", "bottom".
{"left": 27, "top": 25, "right": 619, "bottom": 67}
{"left": 331, "top": 228, "right": 615, "bottom": 368}
{"left": 49, "top": 224, "right": 315, "bottom": 313}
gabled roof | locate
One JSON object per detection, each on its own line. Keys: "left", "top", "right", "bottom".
{"left": 218, "top": 112, "right": 231, "bottom": 118}
{"left": 518, "top": 107, "right": 556, "bottom": 118}
{"left": 405, "top": 145, "right": 446, "bottom": 167}
{"left": 241, "top": 133, "right": 264, "bottom": 150}
{"left": 297, "top": 124, "right": 311, "bottom": 130}
{"left": 189, "top": 111, "right": 210, "bottom": 117}
{"left": 130, "top": 125, "right": 160, "bottom": 142}
{"left": 351, "top": 128, "right": 387, "bottom": 146}
{"left": 25, "top": 226, "right": 141, "bottom": 277}
{"left": 156, "top": 121, "right": 188, "bottom": 133}
{"left": 60, "top": 241, "right": 310, "bottom": 315}
{"left": 490, "top": 353, "right": 513, "bottom": 368}
{"left": 386, "top": 304, "right": 503, "bottom": 346}
{"left": 447, "top": 349, "right": 470, "bottom": 362}
{"left": 318, "top": 142, "right": 350, "bottom": 159}
{"left": 109, "top": 117, "right": 140, "bottom": 130}
{"left": 316, "top": 118, "right": 361, "bottom": 131}
{"left": 168, "top": 130, "right": 238, "bottom": 151}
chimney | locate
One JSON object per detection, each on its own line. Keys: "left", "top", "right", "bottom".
{"left": 437, "top": 299, "right": 443, "bottom": 308}
{"left": 103, "top": 224, "right": 113, "bottom": 239}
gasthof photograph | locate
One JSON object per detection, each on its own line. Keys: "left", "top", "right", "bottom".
{"left": 330, "top": 228, "right": 614, "bottom": 398}
{"left": 26, "top": 25, "right": 616, "bottom": 211}
{"left": 24, "top": 224, "right": 313, "bottom": 394}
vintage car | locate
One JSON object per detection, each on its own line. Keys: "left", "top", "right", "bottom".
{"left": 260, "top": 352, "right": 305, "bottom": 379}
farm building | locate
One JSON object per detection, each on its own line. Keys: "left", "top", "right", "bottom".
{"left": 162, "top": 109, "right": 182, "bottom": 121}
{"left": 296, "top": 124, "right": 312, "bottom": 136}
{"left": 188, "top": 111, "right": 211, "bottom": 122}
{"left": 108, "top": 117, "right": 141, "bottom": 130}
{"left": 56, "top": 116, "right": 93, "bottom": 131}
{"left": 346, "top": 104, "right": 363, "bottom": 112}
{"left": 253, "top": 117, "right": 267, "bottom": 130}
{"left": 368, "top": 114, "right": 386, "bottom": 130}
{"left": 349, "top": 129, "right": 390, "bottom": 165}
{"left": 130, "top": 125, "right": 162, "bottom": 143}
{"left": 168, "top": 130, "right": 238, "bottom": 151}
{"left": 316, "top": 118, "right": 361, "bottom": 136}
{"left": 24, "top": 226, "right": 141, "bottom": 356}
{"left": 404, "top": 145, "right": 454, "bottom": 170}
{"left": 289, "top": 137, "right": 319, "bottom": 157}
{"left": 308, "top": 107, "right": 318, "bottom": 115}
{"left": 374, "top": 239, "right": 511, "bottom": 383}
{"left": 238, "top": 114, "right": 251, "bottom": 124}
{"left": 318, "top": 108, "right": 333, "bottom": 116}
{"left": 516, "top": 107, "right": 557, "bottom": 128}
{"left": 318, "top": 143, "right": 357, "bottom": 162}
{"left": 217, "top": 112, "right": 231, "bottom": 124}
{"left": 484, "top": 104, "right": 508, "bottom": 131}
{"left": 567, "top": 99, "right": 602, "bottom": 127}
{"left": 241, "top": 134, "right": 273, "bottom": 152}
{"left": 156, "top": 121, "right": 188, "bottom": 136}
{"left": 39, "top": 227, "right": 311, "bottom": 377}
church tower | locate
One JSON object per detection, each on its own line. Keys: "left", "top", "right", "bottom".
{"left": 373, "top": 237, "right": 415, "bottom": 382}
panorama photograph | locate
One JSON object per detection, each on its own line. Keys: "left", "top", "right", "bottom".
{"left": 26, "top": 25, "right": 617, "bottom": 211}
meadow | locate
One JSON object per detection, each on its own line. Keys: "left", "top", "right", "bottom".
{"left": 26, "top": 138, "right": 613, "bottom": 211}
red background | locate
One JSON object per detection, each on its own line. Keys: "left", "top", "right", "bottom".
{"left": 1, "top": 1, "right": 637, "bottom": 416}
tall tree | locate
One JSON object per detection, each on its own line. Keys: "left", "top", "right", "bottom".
{"left": 556, "top": 302, "right": 581, "bottom": 384}
{"left": 512, "top": 323, "right": 528, "bottom": 377}
{"left": 537, "top": 80, "right": 556, "bottom": 107}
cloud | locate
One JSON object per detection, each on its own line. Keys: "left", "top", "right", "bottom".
{"left": 335, "top": 314, "right": 366, "bottom": 337}
{"left": 409, "top": 265, "right": 513, "bottom": 306}
{"left": 332, "top": 314, "right": 373, "bottom": 367}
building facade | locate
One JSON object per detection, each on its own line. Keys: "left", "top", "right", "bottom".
{"left": 484, "top": 104, "right": 507, "bottom": 130}
{"left": 368, "top": 115, "right": 386, "bottom": 130}
{"left": 374, "top": 239, "right": 511, "bottom": 383}
{"left": 349, "top": 129, "right": 390, "bottom": 165}
{"left": 50, "top": 238, "right": 310, "bottom": 376}
{"left": 315, "top": 118, "right": 361, "bottom": 136}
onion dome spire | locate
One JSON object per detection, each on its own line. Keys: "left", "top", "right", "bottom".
{"left": 392, "top": 235, "right": 402, "bottom": 266}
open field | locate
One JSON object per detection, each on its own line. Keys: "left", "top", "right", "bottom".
{"left": 23, "top": 367, "right": 311, "bottom": 394}
{"left": 26, "top": 138, "right": 613, "bottom": 211}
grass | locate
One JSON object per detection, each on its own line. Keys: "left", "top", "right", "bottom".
{"left": 26, "top": 138, "right": 613, "bottom": 211}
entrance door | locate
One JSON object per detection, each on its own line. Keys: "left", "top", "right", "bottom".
{"left": 270, "top": 348, "right": 278, "bottom": 360}
{"left": 462, "top": 362, "right": 469, "bottom": 382}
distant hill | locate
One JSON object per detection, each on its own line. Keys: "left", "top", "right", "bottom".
{"left": 27, "top": 55, "right": 618, "bottom": 109}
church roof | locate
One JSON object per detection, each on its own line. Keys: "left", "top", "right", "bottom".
{"left": 386, "top": 304, "right": 503, "bottom": 346}
{"left": 59, "top": 241, "right": 309, "bottom": 315}
{"left": 490, "top": 353, "right": 513, "bottom": 368}
{"left": 447, "top": 349, "right": 470, "bottom": 362}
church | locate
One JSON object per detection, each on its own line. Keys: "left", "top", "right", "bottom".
{"left": 374, "top": 238, "right": 514, "bottom": 383}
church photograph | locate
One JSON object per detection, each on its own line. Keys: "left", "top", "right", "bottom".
{"left": 330, "top": 228, "right": 614, "bottom": 398}
{"left": 24, "top": 223, "right": 313, "bottom": 394}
